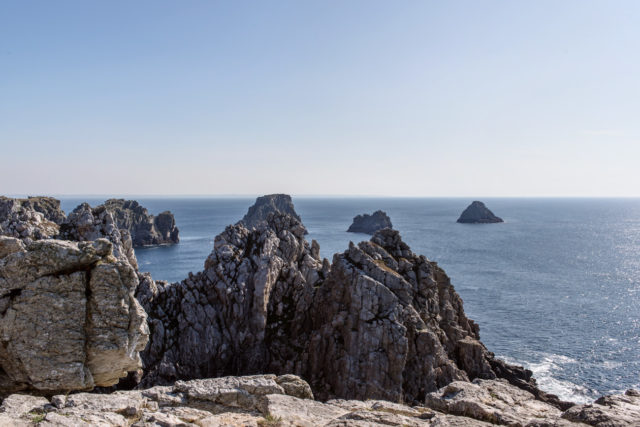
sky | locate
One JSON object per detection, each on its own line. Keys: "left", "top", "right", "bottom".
{"left": 1, "top": 0, "right": 639, "bottom": 197}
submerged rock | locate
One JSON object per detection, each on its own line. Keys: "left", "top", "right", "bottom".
{"left": 102, "top": 199, "right": 179, "bottom": 247}
{"left": 347, "top": 210, "right": 393, "bottom": 234}
{"left": 0, "top": 236, "right": 148, "bottom": 395}
{"left": 239, "top": 194, "right": 305, "bottom": 231}
{"left": 457, "top": 201, "right": 503, "bottom": 224}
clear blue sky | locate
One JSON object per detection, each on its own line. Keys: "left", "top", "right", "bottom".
{"left": 1, "top": 1, "right": 639, "bottom": 196}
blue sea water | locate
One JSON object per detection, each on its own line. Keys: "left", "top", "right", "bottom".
{"left": 58, "top": 197, "right": 640, "bottom": 403}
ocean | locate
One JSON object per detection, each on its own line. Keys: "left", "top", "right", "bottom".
{"left": 59, "top": 197, "right": 640, "bottom": 403}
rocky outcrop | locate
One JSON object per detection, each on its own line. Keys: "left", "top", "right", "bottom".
{"left": 457, "top": 201, "right": 503, "bottom": 224}
{"left": 137, "top": 212, "right": 327, "bottom": 387}
{"left": 101, "top": 199, "right": 179, "bottom": 247}
{"left": 562, "top": 389, "right": 640, "bottom": 426}
{"left": 58, "top": 203, "right": 138, "bottom": 270}
{"left": 0, "top": 197, "right": 63, "bottom": 241}
{"left": 0, "top": 236, "right": 148, "bottom": 395}
{"left": 0, "top": 197, "right": 66, "bottom": 225}
{"left": 2, "top": 374, "right": 635, "bottom": 426}
{"left": 347, "top": 210, "right": 393, "bottom": 234}
{"left": 304, "top": 228, "right": 562, "bottom": 406}
{"left": 137, "top": 201, "right": 562, "bottom": 408}
{"left": 239, "top": 194, "right": 305, "bottom": 231}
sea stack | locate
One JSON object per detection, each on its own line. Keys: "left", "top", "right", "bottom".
{"left": 101, "top": 199, "right": 180, "bottom": 246}
{"left": 457, "top": 201, "right": 503, "bottom": 224}
{"left": 347, "top": 210, "right": 393, "bottom": 234}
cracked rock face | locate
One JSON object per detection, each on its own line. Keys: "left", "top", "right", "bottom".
{"left": 101, "top": 199, "right": 179, "bottom": 247}
{"left": 347, "top": 210, "right": 393, "bottom": 234}
{"left": 0, "top": 197, "right": 62, "bottom": 241}
{"left": 0, "top": 236, "right": 148, "bottom": 395}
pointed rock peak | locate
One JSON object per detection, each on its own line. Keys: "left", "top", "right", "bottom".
{"left": 370, "top": 228, "right": 411, "bottom": 257}
{"left": 457, "top": 201, "right": 503, "bottom": 224}
{"left": 239, "top": 194, "right": 305, "bottom": 232}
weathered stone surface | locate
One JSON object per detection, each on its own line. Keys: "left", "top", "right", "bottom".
{"left": 0, "top": 197, "right": 66, "bottom": 225}
{"left": 137, "top": 213, "right": 326, "bottom": 387}
{"left": 0, "top": 201, "right": 60, "bottom": 241}
{"left": 58, "top": 202, "right": 138, "bottom": 269}
{"left": 562, "top": 389, "right": 640, "bottom": 426}
{"left": 1, "top": 375, "right": 638, "bottom": 426}
{"left": 425, "top": 379, "right": 565, "bottom": 425}
{"left": 101, "top": 199, "right": 179, "bottom": 247}
{"left": 347, "top": 210, "right": 393, "bottom": 234}
{"left": 0, "top": 237, "right": 148, "bottom": 394}
{"left": 457, "top": 201, "right": 503, "bottom": 224}
{"left": 238, "top": 194, "right": 305, "bottom": 231}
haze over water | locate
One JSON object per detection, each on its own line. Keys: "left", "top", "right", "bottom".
{"left": 59, "top": 197, "right": 640, "bottom": 403}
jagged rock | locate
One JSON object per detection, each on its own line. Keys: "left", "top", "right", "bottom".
{"left": 58, "top": 203, "right": 138, "bottom": 270}
{"left": 101, "top": 199, "right": 179, "bottom": 247}
{"left": 238, "top": 194, "right": 305, "bottom": 232}
{"left": 347, "top": 210, "right": 393, "bottom": 234}
{"left": 562, "top": 389, "right": 640, "bottom": 426}
{"left": 457, "top": 201, "right": 503, "bottom": 224}
{"left": 0, "top": 197, "right": 66, "bottom": 225}
{"left": 0, "top": 197, "right": 61, "bottom": 241}
{"left": 0, "top": 236, "right": 148, "bottom": 395}
{"left": 137, "top": 213, "right": 326, "bottom": 387}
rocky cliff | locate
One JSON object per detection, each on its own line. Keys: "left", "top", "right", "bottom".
{"left": 457, "top": 201, "right": 504, "bottom": 224}
{"left": 101, "top": 199, "right": 179, "bottom": 247}
{"left": 347, "top": 210, "right": 393, "bottom": 234}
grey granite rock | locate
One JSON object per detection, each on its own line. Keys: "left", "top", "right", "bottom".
{"left": 347, "top": 210, "right": 393, "bottom": 234}
{"left": 238, "top": 194, "right": 305, "bottom": 232}
{"left": 0, "top": 236, "right": 148, "bottom": 395}
{"left": 0, "top": 197, "right": 66, "bottom": 225}
{"left": 457, "top": 201, "right": 503, "bottom": 224}
{"left": 101, "top": 199, "right": 179, "bottom": 247}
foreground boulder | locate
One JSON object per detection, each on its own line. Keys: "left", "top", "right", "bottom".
{"left": 239, "top": 194, "right": 305, "bottom": 231}
{"left": 457, "top": 201, "right": 503, "bottom": 224}
{"left": 0, "top": 236, "right": 148, "bottom": 395}
{"left": 347, "top": 210, "right": 393, "bottom": 234}
{"left": 102, "top": 199, "right": 179, "bottom": 247}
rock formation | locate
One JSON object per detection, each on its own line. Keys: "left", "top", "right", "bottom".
{"left": 136, "top": 212, "right": 327, "bottom": 388}
{"left": 0, "top": 197, "right": 64, "bottom": 241}
{"left": 1, "top": 374, "right": 637, "bottom": 426}
{"left": 101, "top": 199, "right": 179, "bottom": 247}
{"left": 136, "top": 194, "right": 564, "bottom": 409}
{"left": 0, "top": 196, "right": 66, "bottom": 225}
{"left": 0, "top": 236, "right": 148, "bottom": 395}
{"left": 347, "top": 210, "right": 393, "bottom": 234}
{"left": 239, "top": 194, "right": 305, "bottom": 231}
{"left": 457, "top": 201, "right": 503, "bottom": 224}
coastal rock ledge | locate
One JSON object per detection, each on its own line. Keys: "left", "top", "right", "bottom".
{"left": 1, "top": 374, "right": 638, "bottom": 426}
{"left": 347, "top": 210, "right": 393, "bottom": 234}
{"left": 457, "top": 201, "right": 504, "bottom": 224}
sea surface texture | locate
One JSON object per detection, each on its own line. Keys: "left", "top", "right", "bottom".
{"left": 59, "top": 197, "right": 640, "bottom": 403}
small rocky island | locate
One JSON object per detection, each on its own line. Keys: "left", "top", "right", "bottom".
{"left": 0, "top": 194, "right": 638, "bottom": 426}
{"left": 457, "top": 200, "right": 504, "bottom": 224}
{"left": 101, "top": 199, "right": 180, "bottom": 246}
{"left": 347, "top": 210, "right": 393, "bottom": 234}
